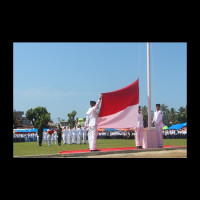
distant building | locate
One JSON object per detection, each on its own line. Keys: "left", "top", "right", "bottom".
{"left": 58, "top": 118, "right": 86, "bottom": 128}
{"left": 59, "top": 121, "right": 69, "bottom": 127}
{"left": 77, "top": 118, "right": 86, "bottom": 127}
{"left": 15, "top": 111, "right": 24, "bottom": 120}
{"left": 14, "top": 110, "right": 32, "bottom": 128}
{"left": 22, "top": 118, "right": 32, "bottom": 126}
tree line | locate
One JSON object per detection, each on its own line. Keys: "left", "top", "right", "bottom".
{"left": 141, "top": 104, "right": 187, "bottom": 127}
{"left": 13, "top": 104, "right": 187, "bottom": 129}
{"left": 13, "top": 107, "right": 78, "bottom": 129}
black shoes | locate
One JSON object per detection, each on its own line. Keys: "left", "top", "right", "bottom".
{"left": 90, "top": 149, "right": 100, "bottom": 152}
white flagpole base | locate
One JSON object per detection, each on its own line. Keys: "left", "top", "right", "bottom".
{"left": 142, "top": 127, "right": 158, "bottom": 148}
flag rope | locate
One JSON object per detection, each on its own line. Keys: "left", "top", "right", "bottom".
{"left": 151, "top": 43, "right": 155, "bottom": 107}
{"left": 137, "top": 42, "right": 141, "bottom": 78}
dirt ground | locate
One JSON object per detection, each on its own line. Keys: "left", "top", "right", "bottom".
{"left": 71, "top": 149, "right": 187, "bottom": 158}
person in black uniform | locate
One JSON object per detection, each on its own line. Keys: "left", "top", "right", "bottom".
{"left": 57, "top": 125, "right": 62, "bottom": 146}
{"left": 38, "top": 125, "right": 43, "bottom": 146}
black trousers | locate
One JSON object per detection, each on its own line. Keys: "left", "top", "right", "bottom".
{"left": 38, "top": 134, "right": 43, "bottom": 146}
{"left": 57, "top": 133, "right": 61, "bottom": 145}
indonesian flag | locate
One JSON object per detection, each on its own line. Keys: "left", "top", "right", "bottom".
{"left": 97, "top": 79, "right": 139, "bottom": 128}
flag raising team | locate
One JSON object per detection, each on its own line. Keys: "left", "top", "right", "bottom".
{"left": 37, "top": 125, "right": 87, "bottom": 146}
{"left": 134, "top": 106, "right": 144, "bottom": 149}
{"left": 85, "top": 94, "right": 102, "bottom": 151}
{"left": 37, "top": 97, "right": 164, "bottom": 150}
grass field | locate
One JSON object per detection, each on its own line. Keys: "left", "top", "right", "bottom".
{"left": 13, "top": 139, "right": 187, "bottom": 157}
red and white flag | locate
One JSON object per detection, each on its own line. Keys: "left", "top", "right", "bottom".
{"left": 97, "top": 79, "right": 139, "bottom": 128}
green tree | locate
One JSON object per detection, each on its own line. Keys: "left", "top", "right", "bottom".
{"left": 168, "top": 107, "right": 178, "bottom": 125}
{"left": 26, "top": 107, "right": 51, "bottom": 128}
{"left": 141, "top": 106, "right": 148, "bottom": 128}
{"left": 177, "top": 105, "right": 187, "bottom": 123}
{"left": 160, "top": 104, "right": 169, "bottom": 113}
{"left": 67, "top": 110, "right": 77, "bottom": 128}
{"left": 13, "top": 111, "right": 17, "bottom": 128}
{"left": 25, "top": 108, "right": 35, "bottom": 125}
{"left": 160, "top": 104, "right": 169, "bottom": 126}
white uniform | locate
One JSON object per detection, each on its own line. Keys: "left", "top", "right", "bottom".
{"left": 72, "top": 128, "right": 77, "bottom": 144}
{"left": 47, "top": 134, "right": 51, "bottom": 146}
{"left": 43, "top": 131, "right": 47, "bottom": 144}
{"left": 83, "top": 128, "right": 87, "bottom": 144}
{"left": 62, "top": 129, "right": 68, "bottom": 144}
{"left": 67, "top": 129, "right": 72, "bottom": 144}
{"left": 51, "top": 132, "right": 55, "bottom": 144}
{"left": 85, "top": 99, "right": 101, "bottom": 150}
{"left": 54, "top": 131, "right": 57, "bottom": 144}
{"left": 134, "top": 112, "right": 144, "bottom": 147}
{"left": 47, "top": 129, "right": 53, "bottom": 146}
{"left": 153, "top": 110, "right": 164, "bottom": 147}
{"left": 76, "top": 128, "right": 82, "bottom": 144}
{"left": 36, "top": 133, "right": 39, "bottom": 144}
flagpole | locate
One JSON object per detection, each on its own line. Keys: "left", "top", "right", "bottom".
{"left": 143, "top": 42, "right": 158, "bottom": 148}
{"left": 147, "top": 42, "right": 151, "bottom": 130}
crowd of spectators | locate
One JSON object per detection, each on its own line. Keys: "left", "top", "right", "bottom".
{"left": 162, "top": 129, "right": 187, "bottom": 139}
{"left": 13, "top": 128, "right": 187, "bottom": 142}
{"left": 13, "top": 133, "right": 37, "bottom": 142}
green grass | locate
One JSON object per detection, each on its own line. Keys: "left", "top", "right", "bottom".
{"left": 13, "top": 139, "right": 187, "bottom": 157}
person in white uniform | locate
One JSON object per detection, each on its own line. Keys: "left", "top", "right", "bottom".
{"left": 134, "top": 106, "right": 144, "bottom": 149}
{"left": 47, "top": 131, "right": 51, "bottom": 146}
{"left": 47, "top": 128, "right": 54, "bottom": 146}
{"left": 85, "top": 95, "right": 102, "bottom": 151}
{"left": 54, "top": 130, "right": 57, "bottom": 144}
{"left": 67, "top": 127, "right": 72, "bottom": 144}
{"left": 82, "top": 127, "right": 87, "bottom": 144}
{"left": 153, "top": 104, "right": 164, "bottom": 148}
{"left": 36, "top": 132, "right": 39, "bottom": 144}
{"left": 62, "top": 127, "right": 67, "bottom": 144}
{"left": 72, "top": 127, "right": 77, "bottom": 144}
{"left": 76, "top": 125, "right": 83, "bottom": 144}
{"left": 51, "top": 130, "right": 55, "bottom": 144}
{"left": 43, "top": 130, "right": 47, "bottom": 144}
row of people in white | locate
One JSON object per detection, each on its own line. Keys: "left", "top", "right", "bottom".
{"left": 42, "top": 131, "right": 57, "bottom": 145}
{"left": 41, "top": 128, "right": 87, "bottom": 146}
{"left": 62, "top": 128, "right": 87, "bottom": 145}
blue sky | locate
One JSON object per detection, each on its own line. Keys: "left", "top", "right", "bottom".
{"left": 13, "top": 42, "right": 187, "bottom": 123}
